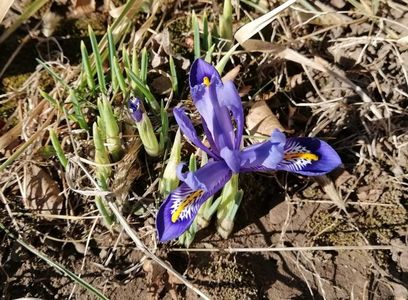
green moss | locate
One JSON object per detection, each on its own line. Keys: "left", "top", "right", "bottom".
{"left": 308, "top": 211, "right": 362, "bottom": 246}
{"left": 2, "top": 73, "right": 31, "bottom": 92}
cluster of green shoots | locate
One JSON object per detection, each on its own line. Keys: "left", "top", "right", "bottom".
{"left": 38, "top": 0, "right": 239, "bottom": 249}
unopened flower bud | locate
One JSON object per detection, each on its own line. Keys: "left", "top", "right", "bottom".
{"left": 128, "top": 97, "right": 161, "bottom": 157}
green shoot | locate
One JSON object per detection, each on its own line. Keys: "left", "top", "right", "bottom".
{"left": 219, "top": 0, "right": 233, "bottom": 43}
{"left": 81, "top": 41, "right": 96, "bottom": 92}
{"left": 169, "top": 56, "right": 178, "bottom": 94}
{"left": 49, "top": 128, "right": 68, "bottom": 170}
{"left": 88, "top": 25, "right": 107, "bottom": 95}
{"left": 127, "top": 69, "right": 160, "bottom": 113}
{"left": 159, "top": 100, "right": 169, "bottom": 151}
{"left": 107, "top": 26, "right": 118, "bottom": 91}
{"left": 192, "top": 11, "right": 201, "bottom": 59}
{"left": 215, "top": 43, "right": 239, "bottom": 74}
{"left": 140, "top": 47, "right": 148, "bottom": 84}
{"left": 97, "top": 98, "right": 122, "bottom": 162}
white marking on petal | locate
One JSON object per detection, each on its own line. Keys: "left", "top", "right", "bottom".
{"left": 280, "top": 141, "right": 318, "bottom": 172}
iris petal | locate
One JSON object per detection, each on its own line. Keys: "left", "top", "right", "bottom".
{"left": 173, "top": 107, "right": 217, "bottom": 159}
{"left": 192, "top": 81, "right": 235, "bottom": 152}
{"left": 276, "top": 137, "right": 342, "bottom": 176}
{"left": 217, "top": 81, "right": 244, "bottom": 149}
{"left": 156, "top": 161, "right": 232, "bottom": 242}
{"left": 189, "top": 58, "right": 221, "bottom": 88}
{"left": 239, "top": 129, "right": 286, "bottom": 172}
{"left": 190, "top": 59, "right": 236, "bottom": 153}
{"left": 176, "top": 163, "right": 206, "bottom": 190}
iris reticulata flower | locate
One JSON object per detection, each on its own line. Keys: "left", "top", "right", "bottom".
{"left": 156, "top": 59, "right": 342, "bottom": 242}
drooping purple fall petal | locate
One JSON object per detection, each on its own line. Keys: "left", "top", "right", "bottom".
{"left": 276, "top": 137, "right": 341, "bottom": 176}
{"left": 156, "top": 160, "right": 232, "bottom": 242}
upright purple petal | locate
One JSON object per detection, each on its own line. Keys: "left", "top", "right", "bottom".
{"left": 156, "top": 161, "right": 232, "bottom": 242}
{"left": 189, "top": 59, "right": 236, "bottom": 153}
{"left": 239, "top": 130, "right": 286, "bottom": 172}
{"left": 218, "top": 81, "right": 244, "bottom": 149}
{"left": 276, "top": 137, "right": 342, "bottom": 176}
{"left": 189, "top": 58, "right": 221, "bottom": 88}
{"left": 173, "top": 107, "right": 218, "bottom": 159}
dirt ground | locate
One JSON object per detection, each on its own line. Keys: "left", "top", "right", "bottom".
{"left": 0, "top": 0, "right": 407, "bottom": 299}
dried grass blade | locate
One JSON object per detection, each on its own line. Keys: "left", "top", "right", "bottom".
{"left": 0, "top": 0, "right": 15, "bottom": 24}
{"left": 0, "top": 221, "right": 109, "bottom": 300}
{"left": 234, "top": 0, "right": 297, "bottom": 45}
{"left": 0, "top": 0, "right": 48, "bottom": 44}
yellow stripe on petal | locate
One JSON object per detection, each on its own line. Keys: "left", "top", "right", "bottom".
{"left": 171, "top": 189, "right": 204, "bottom": 223}
{"left": 284, "top": 152, "right": 319, "bottom": 161}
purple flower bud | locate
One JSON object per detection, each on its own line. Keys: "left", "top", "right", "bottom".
{"left": 129, "top": 97, "right": 143, "bottom": 122}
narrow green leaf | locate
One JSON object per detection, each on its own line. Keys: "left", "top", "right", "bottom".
{"left": 205, "top": 44, "right": 215, "bottom": 63}
{"left": 131, "top": 47, "right": 140, "bottom": 78}
{"left": 81, "top": 41, "right": 96, "bottom": 91}
{"left": 39, "top": 89, "right": 61, "bottom": 111}
{"left": 69, "top": 90, "right": 89, "bottom": 130}
{"left": 215, "top": 43, "right": 239, "bottom": 74}
{"left": 192, "top": 11, "right": 201, "bottom": 59}
{"left": 107, "top": 26, "right": 118, "bottom": 91}
{"left": 88, "top": 25, "right": 107, "bottom": 94}
{"left": 49, "top": 128, "right": 68, "bottom": 169}
{"left": 159, "top": 100, "right": 169, "bottom": 151}
{"left": 37, "top": 59, "right": 70, "bottom": 90}
{"left": 219, "top": 0, "right": 233, "bottom": 43}
{"left": 122, "top": 47, "right": 131, "bottom": 70}
{"left": 140, "top": 47, "right": 148, "bottom": 84}
{"left": 127, "top": 68, "right": 160, "bottom": 113}
{"left": 202, "top": 11, "right": 209, "bottom": 51}
{"left": 169, "top": 56, "right": 178, "bottom": 94}
{"left": 189, "top": 154, "right": 197, "bottom": 172}
{"left": 98, "top": 98, "right": 122, "bottom": 162}
{"left": 129, "top": 47, "right": 140, "bottom": 90}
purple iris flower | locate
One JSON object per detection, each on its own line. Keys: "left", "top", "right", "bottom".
{"left": 156, "top": 59, "right": 341, "bottom": 242}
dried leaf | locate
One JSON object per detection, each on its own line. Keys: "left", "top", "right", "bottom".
{"left": 240, "top": 39, "right": 286, "bottom": 53}
{"left": 222, "top": 65, "right": 241, "bottom": 82}
{"left": 234, "top": 0, "right": 296, "bottom": 46}
{"left": 71, "top": 0, "right": 96, "bottom": 16}
{"left": 24, "top": 164, "right": 63, "bottom": 215}
{"left": 297, "top": 1, "right": 352, "bottom": 26}
{"left": 246, "top": 100, "right": 285, "bottom": 137}
{"left": 0, "top": 0, "right": 15, "bottom": 24}
{"left": 143, "top": 259, "right": 167, "bottom": 300}
{"left": 314, "top": 175, "right": 346, "bottom": 210}
{"left": 113, "top": 138, "right": 141, "bottom": 204}
{"left": 42, "top": 11, "right": 62, "bottom": 37}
